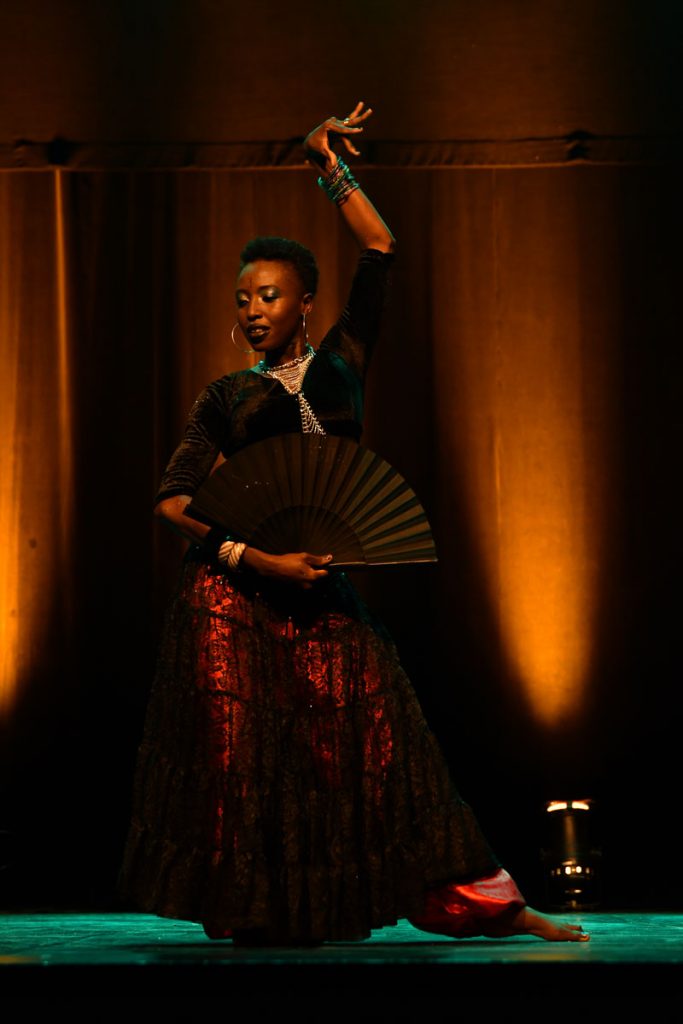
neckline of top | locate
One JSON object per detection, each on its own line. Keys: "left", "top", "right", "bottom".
{"left": 247, "top": 348, "right": 320, "bottom": 390}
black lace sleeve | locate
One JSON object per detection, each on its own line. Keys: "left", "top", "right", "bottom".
{"left": 154, "top": 381, "right": 230, "bottom": 504}
{"left": 319, "top": 248, "right": 394, "bottom": 380}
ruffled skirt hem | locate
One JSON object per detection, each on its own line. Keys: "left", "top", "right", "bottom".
{"left": 118, "top": 555, "right": 504, "bottom": 942}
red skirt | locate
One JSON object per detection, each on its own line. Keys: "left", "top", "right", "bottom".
{"left": 118, "top": 553, "right": 522, "bottom": 942}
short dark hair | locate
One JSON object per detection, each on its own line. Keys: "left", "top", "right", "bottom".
{"left": 239, "top": 236, "right": 319, "bottom": 296}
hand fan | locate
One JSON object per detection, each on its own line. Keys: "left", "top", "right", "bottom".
{"left": 184, "top": 433, "right": 437, "bottom": 568}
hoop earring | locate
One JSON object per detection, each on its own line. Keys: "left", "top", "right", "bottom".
{"left": 302, "top": 313, "right": 310, "bottom": 346}
{"left": 231, "top": 323, "right": 253, "bottom": 355}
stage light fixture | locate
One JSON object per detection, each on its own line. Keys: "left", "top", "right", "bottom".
{"left": 541, "top": 798, "right": 602, "bottom": 910}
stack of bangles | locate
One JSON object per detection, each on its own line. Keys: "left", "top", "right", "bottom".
{"left": 218, "top": 539, "right": 246, "bottom": 571}
{"left": 317, "top": 157, "right": 359, "bottom": 206}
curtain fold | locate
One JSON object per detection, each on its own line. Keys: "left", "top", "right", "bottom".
{"left": 0, "top": 173, "right": 75, "bottom": 717}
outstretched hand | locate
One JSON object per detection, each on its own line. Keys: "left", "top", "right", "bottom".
{"left": 304, "top": 101, "right": 373, "bottom": 171}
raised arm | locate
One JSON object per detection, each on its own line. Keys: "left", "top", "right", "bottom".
{"left": 304, "top": 102, "right": 395, "bottom": 254}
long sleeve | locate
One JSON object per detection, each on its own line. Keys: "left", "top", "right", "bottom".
{"left": 318, "top": 248, "right": 394, "bottom": 381}
{"left": 154, "top": 382, "right": 230, "bottom": 504}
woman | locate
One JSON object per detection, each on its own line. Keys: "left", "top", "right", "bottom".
{"left": 118, "top": 103, "right": 588, "bottom": 944}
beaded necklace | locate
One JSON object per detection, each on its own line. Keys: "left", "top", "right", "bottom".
{"left": 258, "top": 345, "right": 326, "bottom": 435}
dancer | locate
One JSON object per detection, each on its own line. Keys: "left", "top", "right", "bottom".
{"left": 118, "top": 103, "right": 588, "bottom": 945}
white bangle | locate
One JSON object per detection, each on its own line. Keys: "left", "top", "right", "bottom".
{"left": 218, "top": 539, "right": 246, "bottom": 571}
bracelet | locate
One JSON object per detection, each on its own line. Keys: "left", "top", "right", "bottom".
{"left": 317, "top": 157, "right": 359, "bottom": 207}
{"left": 217, "top": 539, "right": 247, "bottom": 571}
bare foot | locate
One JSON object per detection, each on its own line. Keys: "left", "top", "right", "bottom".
{"left": 485, "top": 906, "right": 590, "bottom": 941}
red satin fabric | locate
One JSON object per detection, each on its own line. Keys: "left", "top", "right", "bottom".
{"left": 407, "top": 868, "right": 525, "bottom": 938}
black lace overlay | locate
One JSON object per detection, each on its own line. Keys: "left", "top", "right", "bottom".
{"left": 118, "top": 558, "right": 497, "bottom": 941}
{"left": 119, "top": 248, "right": 499, "bottom": 941}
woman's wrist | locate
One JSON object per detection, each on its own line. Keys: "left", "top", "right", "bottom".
{"left": 305, "top": 144, "right": 336, "bottom": 176}
{"left": 317, "top": 157, "right": 360, "bottom": 207}
{"left": 241, "top": 546, "right": 278, "bottom": 577}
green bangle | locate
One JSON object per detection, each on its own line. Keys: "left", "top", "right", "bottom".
{"left": 317, "top": 158, "right": 360, "bottom": 206}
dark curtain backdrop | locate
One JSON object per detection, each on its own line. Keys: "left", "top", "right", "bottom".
{"left": 1, "top": 160, "right": 681, "bottom": 908}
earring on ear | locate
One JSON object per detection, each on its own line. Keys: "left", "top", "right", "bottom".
{"left": 231, "top": 323, "right": 253, "bottom": 355}
{"left": 302, "top": 313, "right": 310, "bottom": 346}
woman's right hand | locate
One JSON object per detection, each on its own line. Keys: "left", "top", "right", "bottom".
{"left": 242, "top": 548, "right": 333, "bottom": 589}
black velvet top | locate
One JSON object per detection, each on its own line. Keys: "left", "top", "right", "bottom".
{"left": 155, "top": 248, "right": 393, "bottom": 504}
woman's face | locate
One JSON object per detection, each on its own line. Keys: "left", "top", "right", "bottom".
{"left": 235, "top": 260, "right": 313, "bottom": 360}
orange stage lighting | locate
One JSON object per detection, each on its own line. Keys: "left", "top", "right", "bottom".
{"left": 0, "top": 172, "right": 74, "bottom": 717}
{"left": 433, "top": 169, "right": 611, "bottom": 728}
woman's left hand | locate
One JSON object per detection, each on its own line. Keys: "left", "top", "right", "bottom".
{"left": 241, "top": 546, "right": 334, "bottom": 588}
{"left": 304, "top": 101, "right": 373, "bottom": 172}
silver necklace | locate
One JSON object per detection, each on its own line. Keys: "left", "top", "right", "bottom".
{"left": 259, "top": 346, "right": 314, "bottom": 392}
{"left": 259, "top": 346, "right": 325, "bottom": 435}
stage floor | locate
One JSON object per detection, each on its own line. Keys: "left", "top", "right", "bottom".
{"left": 2, "top": 911, "right": 682, "bottom": 1003}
